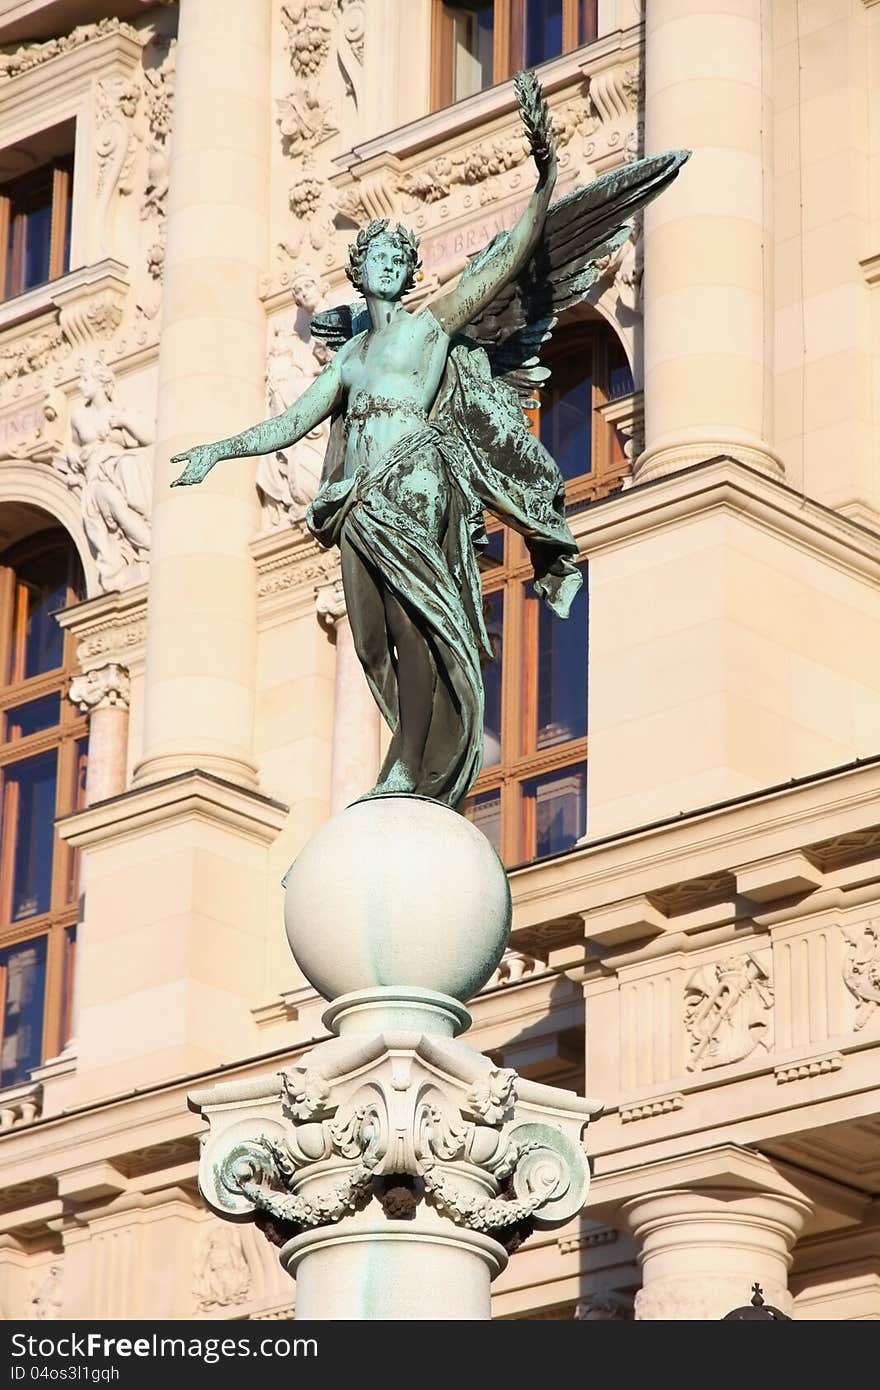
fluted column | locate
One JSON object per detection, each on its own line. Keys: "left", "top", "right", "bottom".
{"left": 622, "top": 1188, "right": 809, "bottom": 1320}
{"left": 316, "top": 579, "right": 381, "bottom": 812}
{"left": 635, "top": 0, "right": 783, "bottom": 483}
{"left": 69, "top": 664, "right": 131, "bottom": 804}
{"left": 133, "top": 0, "right": 271, "bottom": 790}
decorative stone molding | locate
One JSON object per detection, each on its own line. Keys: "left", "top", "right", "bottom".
{"left": 0, "top": 19, "right": 141, "bottom": 82}
{"left": 337, "top": 0, "right": 365, "bottom": 113}
{"left": 774, "top": 1053, "right": 843, "bottom": 1085}
{"left": 0, "top": 1081, "right": 43, "bottom": 1131}
{"left": 574, "top": 1291, "right": 633, "bottom": 1319}
{"left": 281, "top": 0, "right": 335, "bottom": 79}
{"left": 69, "top": 663, "right": 131, "bottom": 714}
{"left": 94, "top": 72, "right": 144, "bottom": 260}
{"left": 276, "top": 88, "right": 338, "bottom": 158}
{"left": 557, "top": 1226, "right": 617, "bottom": 1255}
{"left": 620, "top": 1092, "right": 684, "bottom": 1123}
{"left": 684, "top": 953, "right": 773, "bottom": 1071}
{"left": 52, "top": 265, "right": 130, "bottom": 351}
{"left": 141, "top": 37, "right": 176, "bottom": 223}
{"left": 314, "top": 576, "right": 346, "bottom": 634}
{"left": 57, "top": 585, "right": 147, "bottom": 675}
{"left": 843, "top": 923, "right": 880, "bottom": 1031}
{"left": 253, "top": 524, "right": 338, "bottom": 630}
{"left": 29, "top": 1263, "right": 63, "bottom": 1321}
{"left": 193, "top": 1226, "right": 252, "bottom": 1314}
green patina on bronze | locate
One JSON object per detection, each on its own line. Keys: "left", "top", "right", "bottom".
{"left": 172, "top": 72, "right": 688, "bottom": 808}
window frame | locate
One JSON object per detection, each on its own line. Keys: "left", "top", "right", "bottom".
{"left": 0, "top": 155, "right": 73, "bottom": 303}
{"left": 465, "top": 318, "right": 631, "bottom": 865}
{"left": 0, "top": 532, "right": 86, "bottom": 1080}
{"left": 431, "top": 0, "right": 598, "bottom": 111}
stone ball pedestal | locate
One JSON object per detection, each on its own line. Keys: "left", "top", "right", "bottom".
{"left": 191, "top": 794, "right": 599, "bottom": 1321}
{"left": 283, "top": 795, "right": 511, "bottom": 1037}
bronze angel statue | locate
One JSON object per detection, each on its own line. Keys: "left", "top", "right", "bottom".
{"left": 172, "top": 73, "right": 688, "bottom": 808}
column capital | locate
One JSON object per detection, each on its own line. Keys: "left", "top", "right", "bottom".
{"left": 69, "top": 662, "right": 131, "bottom": 713}
{"left": 315, "top": 576, "right": 346, "bottom": 636}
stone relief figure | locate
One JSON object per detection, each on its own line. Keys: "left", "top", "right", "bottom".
{"left": 684, "top": 954, "right": 774, "bottom": 1071}
{"left": 257, "top": 267, "right": 329, "bottom": 530}
{"left": 843, "top": 922, "right": 880, "bottom": 1030}
{"left": 172, "top": 72, "right": 687, "bottom": 806}
{"left": 30, "top": 1263, "right": 63, "bottom": 1320}
{"left": 54, "top": 360, "right": 154, "bottom": 592}
{"left": 193, "top": 1227, "right": 251, "bottom": 1313}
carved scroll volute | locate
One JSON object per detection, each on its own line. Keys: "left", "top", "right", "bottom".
{"left": 93, "top": 71, "right": 144, "bottom": 259}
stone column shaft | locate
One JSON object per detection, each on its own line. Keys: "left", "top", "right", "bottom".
{"left": 69, "top": 663, "right": 131, "bottom": 805}
{"left": 636, "top": 0, "right": 782, "bottom": 482}
{"left": 134, "top": 0, "right": 271, "bottom": 790}
{"left": 317, "top": 580, "right": 381, "bottom": 812}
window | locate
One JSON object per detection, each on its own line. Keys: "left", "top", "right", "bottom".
{"left": 432, "top": 0, "right": 598, "bottom": 108}
{"left": 0, "top": 528, "right": 86, "bottom": 1086}
{"left": 464, "top": 319, "right": 632, "bottom": 864}
{"left": 1, "top": 122, "right": 74, "bottom": 303}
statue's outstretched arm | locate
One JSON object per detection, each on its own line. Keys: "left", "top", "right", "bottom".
{"left": 170, "top": 353, "right": 344, "bottom": 488}
{"left": 427, "top": 71, "right": 556, "bottom": 337}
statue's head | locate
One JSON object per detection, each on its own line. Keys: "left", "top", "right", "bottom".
{"left": 290, "top": 265, "right": 323, "bottom": 315}
{"left": 346, "top": 219, "right": 421, "bottom": 300}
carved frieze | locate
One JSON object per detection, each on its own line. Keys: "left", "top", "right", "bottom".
{"left": 843, "top": 923, "right": 880, "bottom": 1031}
{"left": 684, "top": 954, "right": 774, "bottom": 1072}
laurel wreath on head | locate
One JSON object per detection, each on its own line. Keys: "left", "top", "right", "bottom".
{"left": 514, "top": 70, "right": 556, "bottom": 171}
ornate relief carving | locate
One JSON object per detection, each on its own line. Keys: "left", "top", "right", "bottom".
{"left": 276, "top": 88, "right": 338, "bottom": 157}
{"left": 337, "top": 0, "right": 365, "bottom": 112}
{"left": 775, "top": 1053, "right": 843, "bottom": 1084}
{"left": 0, "top": 19, "right": 141, "bottom": 81}
{"left": 95, "top": 74, "right": 143, "bottom": 258}
{"left": 634, "top": 1282, "right": 712, "bottom": 1321}
{"left": 141, "top": 38, "right": 177, "bottom": 221}
{"left": 315, "top": 576, "right": 346, "bottom": 632}
{"left": 69, "top": 663, "right": 131, "bottom": 713}
{"left": 52, "top": 359, "right": 153, "bottom": 592}
{"left": 558, "top": 1226, "right": 617, "bottom": 1255}
{"left": 0, "top": 328, "right": 65, "bottom": 383}
{"left": 193, "top": 1227, "right": 251, "bottom": 1313}
{"left": 29, "top": 1264, "right": 63, "bottom": 1321}
{"left": 486, "top": 949, "right": 545, "bottom": 988}
{"left": 684, "top": 954, "right": 773, "bottom": 1071}
{"left": 258, "top": 268, "right": 328, "bottom": 530}
{"left": 281, "top": 0, "right": 335, "bottom": 78}
{"left": 844, "top": 923, "right": 880, "bottom": 1030}
{"left": 281, "top": 156, "right": 337, "bottom": 256}
{"left": 575, "top": 1292, "right": 633, "bottom": 1320}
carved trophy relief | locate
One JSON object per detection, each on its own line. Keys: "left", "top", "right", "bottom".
{"left": 258, "top": 267, "right": 329, "bottom": 530}
{"left": 193, "top": 1226, "right": 252, "bottom": 1314}
{"left": 277, "top": 88, "right": 339, "bottom": 158}
{"left": 684, "top": 953, "right": 773, "bottom": 1072}
{"left": 52, "top": 358, "right": 154, "bottom": 592}
{"left": 843, "top": 922, "right": 880, "bottom": 1031}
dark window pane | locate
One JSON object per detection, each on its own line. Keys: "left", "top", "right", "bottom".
{"left": 2, "top": 750, "right": 58, "bottom": 921}
{"left": 579, "top": 0, "right": 598, "bottom": 44}
{"left": 481, "top": 589, "right": 504, "bottom": 765}
{"left": 447, "top": 1, "right": 494, "bottom": 101}
{"left": 463, "top": 788, "right": 501, "bottom": 854}
{"left": 22, "top": 201, "right": 53, "bottom": 291}
{"left": 608, "top": 338, "right": 634, "bottom": 399}
{"left": 481, "top": 524, "right": 505, "bottom": 569}
{"left": 534, "top": 563, "right": 588, "bottom": 749}
{"left": 521, "top": 763, "right": 586, "bottom": 860}
{"left": 19, "top": 549, "right": 67, "bottom": 680}
{"left": 540, "top": 366, "right": 592, "bottom": 481}
{"left": 3, "top": 693, "right": 61, "bottom": 742}
{"left": 0, "top": 937, "right": 47, "bottom": 1086}
{"left": 525, "top": 0, "right": 563, "bottom": 67}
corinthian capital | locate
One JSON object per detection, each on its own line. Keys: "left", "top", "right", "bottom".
{"left": 69, "top": 663, "right": 131, "bottom": 712}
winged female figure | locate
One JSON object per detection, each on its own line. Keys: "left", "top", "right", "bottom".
{"left": 171, "top": 72, "right": 688, "bottom": 808}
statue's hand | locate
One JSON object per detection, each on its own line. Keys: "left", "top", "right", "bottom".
{"left": 514, "top": 70, "right": 557, "bottom": 188}
{"left": 170, "top": 443, "right": 219, "bottom": 487}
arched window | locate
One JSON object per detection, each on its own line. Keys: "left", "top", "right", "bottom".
{"left": 0, "top": 524, "right": 86, "bottom": 1088}
{"left": 464, "top": 318, "right": 632, "bottom": 864}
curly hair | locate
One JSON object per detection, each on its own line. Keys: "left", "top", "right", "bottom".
{"left": 345, "top": 218, "right": 422, "bottom": 294}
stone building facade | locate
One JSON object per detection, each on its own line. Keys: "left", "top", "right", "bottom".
{"left": 1, "top": 0, "right": 879, "bottom": 1320}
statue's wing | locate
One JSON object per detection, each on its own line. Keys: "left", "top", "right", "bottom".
{"left": 310, "top": 301, "right": 370, "bottom": 353}
{"left": 461, "top": 149, "right": 690, "bottom": 399}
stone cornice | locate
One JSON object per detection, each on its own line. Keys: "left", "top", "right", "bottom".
{"left": 570, "top": 455, "right": 880, "bottom": 588}
{"left": 0, "top": 25, "right": 143, "bottom": 131}
{"left": 56, "top": 582, "right": 147, "bottom": 674}
{"left": 252, "top": 522, "right": 338, "bottom": 629}
{"left": 56, "top": 769, "right": 288, "bottom": 851}
{"left": 510, "top": 759, "right": 880, "bottom": 937}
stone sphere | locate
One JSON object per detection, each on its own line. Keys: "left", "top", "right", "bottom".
{"left": 284, "top": 795, "right": 511, "bottom": 1003}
